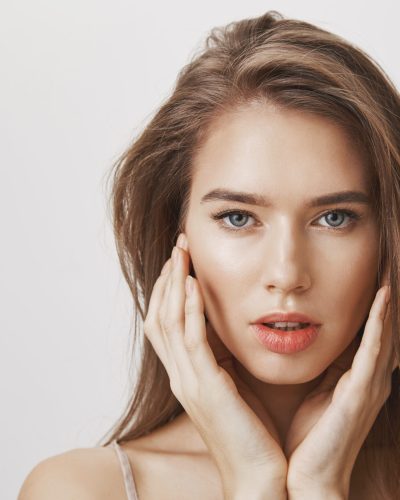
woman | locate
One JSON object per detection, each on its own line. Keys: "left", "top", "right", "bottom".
{"left": 19, "top": 10, "right": 399, "bottom": 500}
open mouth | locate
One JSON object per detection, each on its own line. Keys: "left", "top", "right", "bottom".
{"left": 262, "top": 322, "right": 311, "bottom": 332}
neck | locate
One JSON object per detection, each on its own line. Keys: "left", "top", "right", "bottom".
{"left": 179, "top": 361, "right": 326, "bottom": 454}
{"left": 233, "top": 359, "right": 326, "bottom": 448}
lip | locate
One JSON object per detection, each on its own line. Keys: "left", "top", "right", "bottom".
{"left": 252, "top": 323, "right": 320, "bottom": 354}
{"left": 252, "top": 311, "right": 320, "bottom": 325}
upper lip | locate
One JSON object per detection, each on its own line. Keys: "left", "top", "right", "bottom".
{"left": 252, "top": 312, "right": 320, "bottom": 325}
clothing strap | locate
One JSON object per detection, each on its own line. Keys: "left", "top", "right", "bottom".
{"left": 109, "top": 439, "right": 139, "bottom": 500}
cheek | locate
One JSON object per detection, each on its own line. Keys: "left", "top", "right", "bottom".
{"left": 187, "top": 236, "right": 249, "bottom": 324}
{"left": 321, "top": 232, "right": 379, "bottom": 319}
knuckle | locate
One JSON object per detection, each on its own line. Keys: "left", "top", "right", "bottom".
{"left": 163, "top": 317, "right": 182, "bottom": 335}
{"left": 143, "top": 318, "right": 155, "bottom": 337}
{"left": 183, "top": 334, "right": 200, "bottom": 353}
{"left": 371, "top": 342, "right": 382, "bottom": 358}
{"left": 180, "top": 382, "right": 201, "bottom": 408}
{"left": 361, "top": 339, "right": 381, "bottom": 359}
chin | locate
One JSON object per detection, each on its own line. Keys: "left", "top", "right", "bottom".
{"left": 238, "top": 357, "right": 328, "bottom": 385}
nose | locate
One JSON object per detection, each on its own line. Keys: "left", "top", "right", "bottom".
{"left": 262, "top": 220, "right": 311, "bottom": 295}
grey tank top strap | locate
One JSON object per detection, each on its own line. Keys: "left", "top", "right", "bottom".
{"left": 109, "top": 439, "right": 139, "bottom": 500}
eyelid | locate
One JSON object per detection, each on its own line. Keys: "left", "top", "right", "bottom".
{"left": 210, "top": 207, "right": 362, "bottom": 232}
{"left": 210, "top": 208, "right": 257, "bottom": 232}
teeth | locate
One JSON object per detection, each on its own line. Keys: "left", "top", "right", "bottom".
{"left": 264, "top": 321, "right": 310, "bottom": 331}
{"left": 267, "top": 322, "right": 306, "bottom": 327}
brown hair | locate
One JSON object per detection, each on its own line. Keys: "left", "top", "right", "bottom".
{"left": 99, "top": 10, "right": 400, "bottom": 496}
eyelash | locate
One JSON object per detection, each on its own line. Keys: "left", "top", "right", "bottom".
{"left": 211, "top": 208, "right": 362, "bottom": 233}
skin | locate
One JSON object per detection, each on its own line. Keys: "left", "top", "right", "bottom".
{"left": 144, "top": 100, "right": 396, "bottom": 497}
{"left": 16, "top": 102, "right": 396, "bottom": 500}
{"left": 182, "top": 101, "right": 380, "bottom": 447}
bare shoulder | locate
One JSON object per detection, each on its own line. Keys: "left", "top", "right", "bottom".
{"left": 18, "top": 413, "right": 222, "bottom": 500}
{"left": 119, "top": 414, "right": 223, "bottom": 500}
{"left": 17, "top": 444, "right": 122, "bottom": 500}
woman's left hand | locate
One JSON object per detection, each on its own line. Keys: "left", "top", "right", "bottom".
{"left": 285, "top": 284, "right": 397, "bottom": 498}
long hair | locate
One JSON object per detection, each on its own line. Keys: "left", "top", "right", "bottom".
{"left": 98, "top": 10, "right": 400, "bottom": 496}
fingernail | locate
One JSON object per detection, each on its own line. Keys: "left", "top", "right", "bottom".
{"left": 176, "top": 233, "right": 188, "bottom": 250}
{"left": 185, "top": 275, "right": 194, "bottom": 295}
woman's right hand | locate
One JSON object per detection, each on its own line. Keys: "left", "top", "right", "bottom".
{"left": 144, "top": 233, "right": 288, "bottom": 498}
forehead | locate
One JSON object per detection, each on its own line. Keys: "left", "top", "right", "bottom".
{"left": 191, "top": 103, "right": 369, "bottom": 201}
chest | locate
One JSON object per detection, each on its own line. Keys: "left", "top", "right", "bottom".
{"left": 117, "top": 448, "right": 388, "bottom": 500}
{"left": 129, "top": 452, "right": 223, "bottom": 500}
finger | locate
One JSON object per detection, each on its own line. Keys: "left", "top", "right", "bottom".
{"left": 183, "top": 275, "right": 237, "bottom": 383}
{"left": 313, "top": 336, "right": 360, "bottom": 395}
{"left": 379, "top": 299, "right": 398, "bottom": 380}
{"left": 159, "top": 234, "right": 188, "bottom": 325}
{"left": 145, "top": 258, "right": 171, "bottom": 339}
{"left": 205, "top": 322, "right": 242, "bottom": 383}
{"left": 163, "top": 246, "right": 187, "bottom": 341}
{"left": 380, "top": 265, "right": 390, "bottom": 286}
{"left": 184, "top": 276, "right": 225, "bottom": 383}
{"left": 159, "top": 261, "right": 173, "bottom": 327}
{"left": 380, "top": 298, "right": 392, "bottom": 361}
{"left": 143, "top": 258, "right": 172, "bottom": 366}
{"left": 160, "top": 242, "right": 199, "bottom": 391}
{"left": 350, "top": 286, "right": 389, "bottom": 390}
{"left": 379, "top": 299, "right": 396, "bottom": 400}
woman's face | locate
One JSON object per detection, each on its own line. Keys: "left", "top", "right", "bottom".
{"left": 183, "top": 102, "right": 379, "bottom": 384}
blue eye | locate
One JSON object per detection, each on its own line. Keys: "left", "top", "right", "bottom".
{"left": 211, "top": 210, "right": 255, "bottom": 231}
{"left": 225, "top": 212, "right": 252, "bottom": 228}
{"left": 210, "top": 208, "right": 361, "bottom": 233}
{"left": 317, "top": 210, "right": 360, "bottom": 229}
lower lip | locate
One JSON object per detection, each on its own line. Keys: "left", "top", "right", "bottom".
{"left": 252, "top": 324, "right": 320, "bottom": 354}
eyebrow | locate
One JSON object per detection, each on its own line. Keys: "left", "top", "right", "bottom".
{"left": 200, "top": 188, "right": 372, "bottom": 208}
